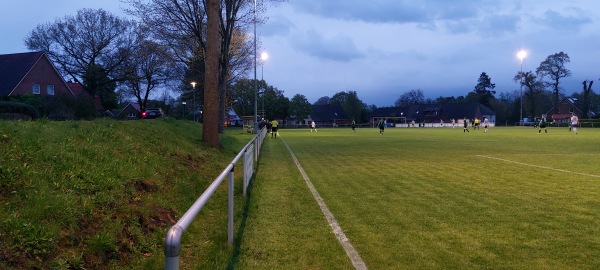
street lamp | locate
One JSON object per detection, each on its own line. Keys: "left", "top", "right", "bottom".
{"left": 190, "top": 82, "right": 196, "bottom": 121}
{"left": 517, "top": 50, "right": 527, "bottom": 124}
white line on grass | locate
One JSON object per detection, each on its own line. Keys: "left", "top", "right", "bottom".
{"left": 477, "top": 155, "right": 600, "bottom": 178}
{"left": 281, "top": 137, "right": 368, "bottom": 270}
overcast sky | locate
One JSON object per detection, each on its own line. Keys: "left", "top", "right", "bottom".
{"left": 2, "top": 0, "right": 599, "bottom": 106}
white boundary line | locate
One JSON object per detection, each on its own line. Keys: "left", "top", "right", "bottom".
{"left": 477, "top": 155, "right": 600, "bottom": 178}
{"left": 281, "top": 137, "right": 368, "bottom": 270}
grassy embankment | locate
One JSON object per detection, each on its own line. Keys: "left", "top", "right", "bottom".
{"left": 0, "top": 119, "right": 253, "bottom": 269}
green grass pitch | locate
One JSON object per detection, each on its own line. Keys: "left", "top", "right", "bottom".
{"left": 248, "top": 126, "right": 600, "bottom": 269}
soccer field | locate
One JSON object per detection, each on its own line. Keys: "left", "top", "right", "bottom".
{"left": 275, "top": 126, "right": 600, "bottom": 269}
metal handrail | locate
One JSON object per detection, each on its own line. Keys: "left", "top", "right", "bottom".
{"left": 164, "top": 127, "right": 266, "bottom": 269}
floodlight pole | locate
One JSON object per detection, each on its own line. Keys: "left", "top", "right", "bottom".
{"left": 520, "top": 60, "right": 523, "bottom": 124}
{"left": 253, "top": 0, "right": 258, "bottom": 133}
{"left": 517, "top": 50, "right": 526, "bottom": 125}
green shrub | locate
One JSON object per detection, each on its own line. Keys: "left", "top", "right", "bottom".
{"left": 0, "top": 101, "right": 38, "bottom": 119}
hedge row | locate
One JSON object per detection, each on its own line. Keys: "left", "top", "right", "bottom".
{"left": 0, "top": 101, "right": 39, "bottom": 119}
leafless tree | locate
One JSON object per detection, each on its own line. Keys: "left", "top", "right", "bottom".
{"left": 121, "top": 38, "right": 175, "bottom": 112}
{"left": 125, "top": 0, "right": 282, "bottom": 143}
{"left": 514, "top": 71, "right": 545, "bottom": 120}
{"left": 25, "top": 8, "right": 139, "bottom": 99}
{"left": 536, "top": 52, "right": 571, "bottom": 112}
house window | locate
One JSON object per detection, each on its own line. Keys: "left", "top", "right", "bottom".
{"left": 32, "top": 84, "right": 40, "bottom": 94}
{"left": 47, "top": 85, "right": 55, "bottom": 95}
{"left": 569, "top": 108, "right": 574, "bottom": 113}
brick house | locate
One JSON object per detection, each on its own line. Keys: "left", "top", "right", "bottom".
{"left": 67, "top": 81, "right": 105, "bottom": 113}
{"left": 545, "top": 97, "right": 584, "bottom": 123}
{"left": 0, "top": 52, "right": 74, "bottom": 98}
{"left": 117, "top": 102, "right": 142, "bottom": 119}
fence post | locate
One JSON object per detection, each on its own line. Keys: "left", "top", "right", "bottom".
{"left": 228, "top": 168, "right": 234, "bottom": 244}
{"left": 164, "top": 225, "right": 183, "bottom": 270}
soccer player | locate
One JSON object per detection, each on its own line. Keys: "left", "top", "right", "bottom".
{"left": 351, "top": 119, "right": 356, "bottom": 132}
{"left": 483, "top": 117, "right": 490, "bottom": 133}
{"left": 378, "top": 119, "right": 385, "bottom": 135}
{"left": 311, "top": 121, "right": 317, "bottom": 132}
{"left": 463, "top": 118, "right": 469, "bottom": 133}
{"left": 538, "top": 114, "right": 548, "bottom": 134}
{"left": 474, "top": 117, "right": 480, "bottom": 130}
{"left": 570, "top": 113, "right": 579, "bottom": 134}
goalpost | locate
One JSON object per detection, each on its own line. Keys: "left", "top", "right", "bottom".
{"left": 372, "top": 117, "right": 406, "bottom": 128}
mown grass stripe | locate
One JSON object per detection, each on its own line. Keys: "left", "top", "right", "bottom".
{"left": 477, "top": 155, "right": 600, "bottom": 178}
{"left": 281, "top": 136, "right": 368, "bottom": 270}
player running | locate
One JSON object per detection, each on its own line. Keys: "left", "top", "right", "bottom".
{"left": 378, "top": 119, "right": 385, "bottom": 135}
{"left": 483, "top": 117, "right": 490, "bottom": 133}
{"left": 538, "top": 114, "right": 548, "bottom": 134}
{"left": 570, "top": 113, "right": 579, "bottom": 134}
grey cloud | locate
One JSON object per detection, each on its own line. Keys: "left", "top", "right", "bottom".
{"left": 290, "top": 0, "right": 432, "bottom": 24}
{"left": 289, "top": 0, "right": 497, "bottom": 24}
{"left": 291, "top": 29, "right": 365, "bottom": 62}
{"left": 477, "top": 14, "right": 520, "bottom": 36}
{"left": 536, "top": 9, "right": 592, "bottom": 32}
{"left": 261, "top": 15, "right": 294, "bottom": 37}
{"left": 441, "top": 12, "right": 520, "bottom": 36}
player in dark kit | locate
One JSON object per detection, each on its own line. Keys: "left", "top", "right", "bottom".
{"left": 538, "top": 114, "right": 548, "bottom": 134}
{"left": 378, "top": 119, "right": 385, "bottom": 135}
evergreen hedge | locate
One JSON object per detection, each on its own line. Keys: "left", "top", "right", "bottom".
{"left": 0, "top": 101, "right": 38, "bottom": 119}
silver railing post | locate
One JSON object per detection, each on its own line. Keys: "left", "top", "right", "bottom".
{"left": 228, "top": 167, "right": 234, "bottom": 244}
{"left": 164, "top": 129, "right": 265, "bottom": 269}
{"left": 165, "top": 225, "right": 183, "bottom": 270}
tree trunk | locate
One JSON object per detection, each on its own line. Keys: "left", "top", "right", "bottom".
{"left": 202, "top": 0, "right": 221, "bottom": 147}
{"left": 583, "top": 80, "right": 593, "bottom": 119}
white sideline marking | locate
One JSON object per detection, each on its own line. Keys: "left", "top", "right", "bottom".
{"left": 281, "top": 137, "right": 368, "bottom": 270}
{"left": 477, "top": 155, "right": 600, "bottom": 178}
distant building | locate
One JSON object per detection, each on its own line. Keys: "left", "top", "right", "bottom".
{"left": 0, "top": 51, "right": 74, "bottom": 98}
{"left": 544, "top": 97, "right": 584, "bottom": 123}
{"left": 302, "top": 104, "right": 345, "bottom": 126}
{"left": 225, "top": 108, "right": 242, "bottom": 126}
{"left": 117, "top": 102, "right": 142, "bottom": 119}
{"left": 371, "top": 102, "right": 496, "bottom": 127}
{"left": 67, "top": 81, "right": 105, "bottom": 113}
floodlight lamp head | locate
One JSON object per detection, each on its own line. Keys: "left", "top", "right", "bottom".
{"left": 517, "top": 50, "right": 527, "bottom": 61}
